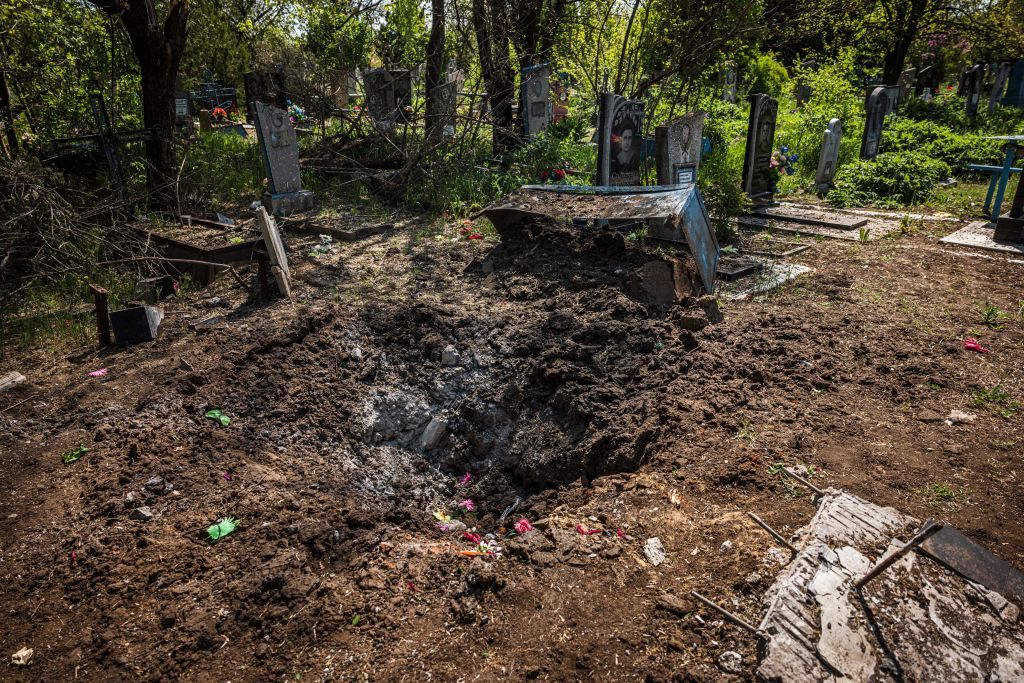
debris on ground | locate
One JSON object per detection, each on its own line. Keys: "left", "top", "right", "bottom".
{"left": 0, "top": 371, "right": 27, "bottom": 391}
{"left": 11, "top": 647, "right": 33, "bottom": 666}
{"left": 945, "top": 409, "right": 978, "bottom": 425}
{"left": 207, "top": 517, "right": 239, "bottom": 541}
{"left": 644, "top": 537, "right": 666, "bottom": 566}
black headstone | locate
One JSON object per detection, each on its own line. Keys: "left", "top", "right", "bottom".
{"left": 741, "top": 94, "right": 779, "bottom": 200}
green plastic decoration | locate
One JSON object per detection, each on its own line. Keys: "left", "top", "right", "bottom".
{"left": 205, "top": 409, "right": 231, "bottom": 426}
{"left": 207, "top": 517, "right": 239, "bottom": 541}
{"left": 62, "top": 445, "right": 88, "bottom": 464}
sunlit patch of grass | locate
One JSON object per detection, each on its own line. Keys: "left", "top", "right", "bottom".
{"left": 916, "top": 482, "right": 970, "bottom": 507}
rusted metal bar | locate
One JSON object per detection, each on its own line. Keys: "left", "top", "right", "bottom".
{"left": 854, "top": 519, "right": 943, "bottom": 589}
{"left": 781, "top": 467, "right": 824, "bottom": 495}
{"left": 747, "top": 512, "right": 798, "bottom": 555}
{"left": 690, "top": 591, "right": 762, "bottom": 636}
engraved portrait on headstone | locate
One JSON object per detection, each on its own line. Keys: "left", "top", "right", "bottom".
{"left": 596, "top": 93, "right": 644, "bottom": 186}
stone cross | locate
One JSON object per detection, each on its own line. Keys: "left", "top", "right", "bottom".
{"left": 521, "top": 63, "right": 551, "bottom": 136}
{"left": 251, "top": 101, "right": 314, "bottom": 215}
{"left": 860, "top": 86, "right": 888, "bottom": 160}
{"left": 815, "top": 118, "right": 842, "bottom": 194}
{"left": 655, "top": 112, "right": 705, "bottom": 186}
{"left": 596, "top": 92, "right": 644, "bottom": 186}
{"left": 741, "top": 94, "right": 779, "bottom": 200}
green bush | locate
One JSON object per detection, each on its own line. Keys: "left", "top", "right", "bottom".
{"left": 698, "top": 99, "right": 750, "bottom": 239}
{"left": 743, "top": 53, "right": 791, "bottom": 100}
{"left": 180, "top": 132, "right": 264, "bottom": 206}
{"left": 880, "top": 116, "right": 1003, "bottom": 171}
{"left": 829, "top": 152, "right": 951, "bottom": 208}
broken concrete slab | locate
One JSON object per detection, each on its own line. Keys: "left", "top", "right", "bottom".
{"left": 0, "top": 371, "right": 27, "bottom": 392}
{"left": 420, "top": 416, "right": 448, "bottom": 450}
{"left": 750, "top": 204, "right": 867, "bottom": 231}
{"left": 756, "top": 489, "right": 1024, "bottom": 682}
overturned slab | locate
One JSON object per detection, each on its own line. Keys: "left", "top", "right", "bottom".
{"left": 477, "top": 184, "right": 719, "bottom": 294}
{"left": 757, "top": 489, "right": 1024, "bottom": 682}
{"left": 749, "top": 204, "right": 867, "bottom": 231}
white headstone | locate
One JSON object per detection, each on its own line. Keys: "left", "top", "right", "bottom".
{"left": 815, "top": 119, "right": 842, "bottom": 194}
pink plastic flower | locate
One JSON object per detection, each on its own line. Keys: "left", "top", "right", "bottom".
{"left": 963, "top": 338, "right": 990, "bottom": 353}
{"left": 462, "top": 531, "right": 481, "bottom": 543}
{"left": 88, "top": 368, "right": 109, "bottom": 377}
{"left": 458, "top": 499, "right": 476, "bottom": 512}
{"left": 575, "top": 524, "right": 601, "bottom": 536}
{"left": 458, "top": 472, "right": 472, "bottom": 486}
{"left": 514, "top": 518, "right": 533, "bottom": 534}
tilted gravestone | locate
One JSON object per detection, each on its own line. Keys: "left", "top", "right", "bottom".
{"left": 990, "top": 62, "right": 1012, "bottom": 113}
{"left": 815, "top": 118, "right": 842, "bottom": 194}
{"left": 898, "top": 67, "right": 917, "bottom": 100}
{"left": 251, "top": 101, "right": 314, "bottom": 216}
{"left": 521, "top": 63, "right": 551, "bottom": 136}
{"left": 964, "top": 64, "right": 984, "bottom": 117}
{"left": 430, "top": 70, "right": 462, "bottom": 140}
{"left": 741, "top": 94, "right": 779, "bottom": 200}
{"left": 596, "top": 93, "right": 644, "bottom": 186}
{"left": 721, "top": 62, "right": 738, "bottom": 103}
{"left": 860, "top": 86, "right": 890, "bottom": 160}
{"left": 362, "top": 68, "right": 413, "bottom": 130}
{"left": 655, "top": 112, "right": 705, "bottom": 186}
{"left": 1004, "top": 60, "right": 1024, "bottom": 108}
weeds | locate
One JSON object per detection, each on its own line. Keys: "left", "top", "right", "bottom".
{"left": 916, "top": 482, "right": 970, "bottom": 507}
{"left": 857, "top": 227, "right": 870, "bottom": 243}
{"left": 971, "top": 385, "right": 1020, "bottom": 418}
{"left": 978, "top": 304, "right": 1009, "bottom": 329}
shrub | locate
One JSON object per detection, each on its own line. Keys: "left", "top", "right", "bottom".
{"left": 828, "top": 151, "right": 951, "bottom": 208}
{"left": 880, "top": 116, "right": 1003, "bottom": 171}
{"left": 743, "top": 53, "right": 791, "bottom": 100}
{"left": 179, "top": 132, "right": 264, "bottom": 207}
{"left": 698, "top": 99, "right": 750, "bottom": 239}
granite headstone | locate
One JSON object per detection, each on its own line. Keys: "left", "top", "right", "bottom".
{"left": 655, "top": 112, "right": 705, "bottom": 186}
{"left": 596, "top": 93, "right": 644, "bottom": 186}
{"left": 721, "top": 62, "right": 738, "bottom": 103}
{"left": 521, "top": 63, "right": 551, "bottom": 136}
{"left": 741, "top": 94, "right": 779, "bottom": 200}
{"left": 252, "top": 101, "right": 314, "bottom": 216}
{"left": 860, "top": 86, "right": 887, "bottom": 160}
{"left": 814, "top": 118, "right": 842, "bottom": 194}
{"left": 964, "top": 64, "right": 984, "bottom": 117}
{"left": 1004, "top": 60, "right": 1024, "bottom": 108}
{"left": 989, "top": 62, "right": 1011, "bottom": 113}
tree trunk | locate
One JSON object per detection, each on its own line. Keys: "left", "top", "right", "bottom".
{"left": 882, "top": 0, "right": 929, "bottom": 84}
{"left": 424, "top": 0, "right": 446, "bottom": 146}
{"left": 0, "top": 68, "right": 18, "bottom": 158}
{"left": 472, "top": 0, "right": 516, "bottom": 155}
{"left": 91, "top": 0, "right": 188, "bottom": 209}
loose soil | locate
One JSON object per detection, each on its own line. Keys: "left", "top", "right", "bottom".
{"left": 1, "top": 210, "right": 1023, "bottom": 681}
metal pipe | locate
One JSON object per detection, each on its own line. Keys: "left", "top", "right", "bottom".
{"left": 781, "top": 467, "right": 824, "bottom": 495}
{"left": 854, "top": 519, "right": 943, "bottom": 589}
{"left": 690, "top": 591, "right": 762, "bottom": 636}
{"left": 747, "top": 512, "right": 799, "bottom": 555}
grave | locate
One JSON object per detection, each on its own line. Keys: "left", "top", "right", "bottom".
{"left": 989, "top": 62, "right": 1011, "bottom": 113}
{"left": 430, "top": 70, "right": 462, "bottom": 140}
{"left": 521, "top": 63, "right": 551, "bottom": 137}
{"left": 251, "top": 101, "right": 314, "bottom": 216}
{"left": 363, "top": 68, "right": 413, "bottom": 130}
{"left": 189, "top": 70, "right": 237, "bottom": 114}
{"left": 552, "top": 78, "right": 570, "bottom": 122}
{"left": 814, "top": 118, "right": 842, "bottom": 194}
{"left": 897, "top": 67, "right": 917, "bottom": 99}
{"left": 720, "top": 62, "right": 738, "bottom": 103}
{"left": 963, "top": 64, "right": 984, "bottom": 117}
{"left": 1001, "top": 60, "right": 1024, "bottom": 108}
{"left": 655, "top": 112, "right": 705, "bottom": 186}
{"left": 596, "top": 93, "right": 644, "bottom": 186}
{"left": 860, "top": 86, "right": 887, "bottom": 160}
{"left": 741, "top": 94, "right": 778, "bottom": 201}
{"left": 915, "top": 65, "right": 939, "bottom": 98}
{"left": 994, "top": 148, "right": 1024, "bottom": 242}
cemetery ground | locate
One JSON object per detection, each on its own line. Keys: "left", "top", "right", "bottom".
{"left": 1, "top": 206, "right": 1023, "bottom": 681}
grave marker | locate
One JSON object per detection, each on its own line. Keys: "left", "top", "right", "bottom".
{"left": 430, "top": 70, "right": 462, "bottom": 140}
{"left": 815, "top": 118, "right": 842, "bottom": 194}
{"left": 721, "top": 62, "right": 738, "bottom": 103}
{"left": 990, "top": 62, "right": 1011, "bottom": 113}
{"left": 915, "top": 65, "right": 939, "bottom": 98}
{"left": 251, "top": 101, "right": 314, "bottom": 216}
{"left": 860, "top": 86, "right": 888, "bottom": 160}
{"left": 596, "top": 93, "right": 644, "bottom": 186}
{"left": 521, "top": 63, "right": 551, "bottom": 136}
{"left": 363, "top": 68, "right": 413, "bottom": 130}
{"left": 1001, "top": 61, "right": 1024, "bottom": 108}
{"left": 741, "top": 94, "right": 779, "bottom": 200}
{"left": 655, "top": 112, "right": 705, "bottom": 186}
{"left": 964, "top": 64, "right": 984, "bottom": 117}
{"left": 898, "top": 67, "right": 917, "bottom": 100}
{"left": 255, "top": 206, "right": 292, "bottom": 297}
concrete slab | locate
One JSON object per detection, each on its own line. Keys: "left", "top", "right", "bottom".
{"left": 940, "top": 220, "right": 1024, "bottom": 255}
{"left": 721, "top": 260, "right": 812, "bottom": 300}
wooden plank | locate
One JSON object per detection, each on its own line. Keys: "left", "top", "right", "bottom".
{"left": 255, "top": 207, "right": 291, "bottom": 298}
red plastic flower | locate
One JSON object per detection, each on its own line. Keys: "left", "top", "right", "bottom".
{"left": 575, "top": 524, "right": 601, "bottom": 536}
{"left": 458, "top": 472, "right": 472, "bottom": 486}
{"left": 539, "top": 171, "right": 549, "bottom": 181}
{"left": 552, "top": 168, "right": 566, "bottom": 181}
{"left": 514, "top": 518, "right": 533, "bottom": 534}
{"left": 462, "top": 531, "right": 481, "bottom": 543}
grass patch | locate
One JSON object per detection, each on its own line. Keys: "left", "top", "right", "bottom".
{"left": 916, "top": 482, "right": 970, "bottom": 507}
{"left": 971, "top": 385, "right": 1020, "bottom": 419}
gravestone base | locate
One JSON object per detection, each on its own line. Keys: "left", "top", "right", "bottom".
{"left": 262, "top": 190, "right": 315, "bottom": 217}
{"left": 994, "top": 215, "right": 1024, "bottom": 243}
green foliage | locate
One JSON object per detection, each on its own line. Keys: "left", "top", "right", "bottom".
{"left": 780, "top": 52, "right": 865, "bottom": 180}
{"left": 180, "top": 133, "right": 264, "bottom": 206}
{"left": 880, "top": 117, "right": 1003, "bottom": 172}
{"left": 978, "top": 304, "right": 1009, "bottom": 329}
{"left": 375, "top": 0, "right": 428, "bottom": 68}
{"left": 304, "top": 5, "right": 374, "bottom": 70}
{"left": 829, "top": 152, "right": 951, "bottom": 208}
{"left": 971, "top": 385, "right": 1019, "bottom": 419}
{"left": 698, "top": 99, "right": 751, "bottom": 239}
{"left": 743, "top": 53, "right": 791, "bottom": 100}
